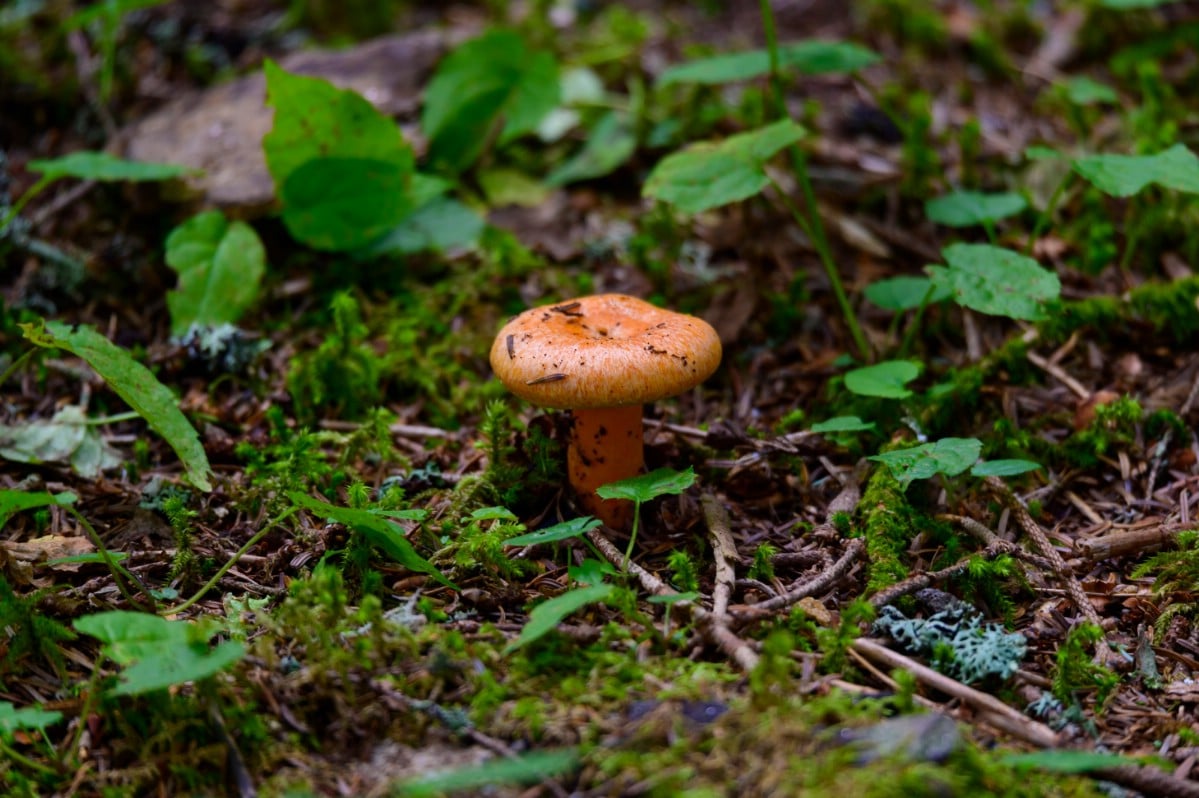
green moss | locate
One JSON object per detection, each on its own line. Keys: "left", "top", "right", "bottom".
{"left": 856, "top": 457, "right": 921, "bottom": 594}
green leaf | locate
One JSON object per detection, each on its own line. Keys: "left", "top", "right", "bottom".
{"left": 422, "top": 29, "right": 560, "bottom": 171}
{"left": 504, "top": 584, "right": 614, "bottom": 653}
{"left": 20, "top": 321, "right": 213, "bottom": 491}
{"left": 505, "top": 517, "right": 602, "bottom": 547}
{"left": 363, "top": 197, "right": 485, "bottom": 256}
{"left": 658, "top": 39, "right": 880, "bottom": 86}
{"left": 925, "top": 191, "right": 1027, "bottom": 227}
{"left": 596, "top": 467, "right": 697, "bottom": 504}
{"left": 73, "top": 611, "right": 244, "bottom": 695}
{"left": 1059, "top": 76, "right": 1118, "bottom": 106}
{"left": 970, "top": 459, "right": 1042, "bottom": 477}
{"left": 263, "top": 60, "right": 414, "bottom": 187}
{"left": 287, "top": 491, "right": 456, "bottom": 589}
{"left": 647, "top": 591, "right": 700, "bottom": 604}
{"left": 863, "top": 276, "right": 950, "bottom": 312}
{"left": 569, "top": 558, "right": 615, "bottom": 586}
{"left": 869, "top": 438, "right": 983, "bottom": 487}
{"left": 927, "top": 243, "right": 1060, "bottom": 321}
{"left": 1072, "top": 144, "right": 1199, "bottom": 197}
{"left": 27, "top": 151, "right": 188, "bottom": 183}
{"left": 280, "top": 156, "right": 415, "bottom": 251}
{"left": 545, "top": 111, "right": 638, "bottom": 187}
{"left": 1098, "top": 0, "right": 1179, "bottom": 8}
{"left": 0, "top": 702, "right": 62, "bottom": 742}
{"left": 164, "top": 211, "right": 266, "bottom": 336}
{"left": 0, "top": 405, "right": 123, "bottom": 478}
{"left": 394, "top": 748, "right": 579, "bottom": 797}
{"left": 1002, "top": 749, "right": 1141, "bottom": 773}
{"left": 811, "top": 416, "right": 876, "bottom": 433}
{"left": 0, "top": 489, "right": 76, "bottom": 531}
{"left": 644, "top": 119, "right": 804, "bottom": 213}
{"left": 844, "top": 360, "right": 921, "bottom": 399}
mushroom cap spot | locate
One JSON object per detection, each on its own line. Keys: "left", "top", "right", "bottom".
{"left": 489, "top": 294, "right": 722, "bottom": 409}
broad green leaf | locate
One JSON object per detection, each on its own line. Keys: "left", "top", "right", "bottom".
{"left": 925, "top": 191, "right": 1027, "bottom": 227}
{"left": 811, "top": 416, "right": 876, "bottom": 433}
{"left": 1025, "top": 146, "right": 1063, "bottom": 161}
{"left": 395, "top": 748, "right": 579, "bottom": 797}
{"left": 363, "top": 197, "right": 485, "bottom": 256}
{"left": 0, "top": 702, "right": 62, "bottom": 741}
{"left": 164, "top": 211, "right": 266, "bottom": 336}
{"left": 27, "top": 151, "right": 188, "bottom": 183}
{"left": 869, "top": 438, "right": 983, "bottom": 487}
{"left": 569, "top": 558, "right": 615, "bottom": 586}
{"left": 1072, "top": 144, "right": 1199, "bottom": 197}
{"left": 970, "top": 459, "right": 1042, "bottom": 477}
{"left": 863, "top": 276, "right": 950, "bottom": 312}
{"left": 545, "top": 111, "right": 638, "bottom": 187}
{"left": 596, "top": 467, "right": 697, "bottom": 504}
{"left": 506, "top": 517, "right": 601, "bottom": 547}
{"left": 263, "top": 61, "right": 414, "bottom": 187}
{"left": 0, "top": 405, "right": 122, "bottom": 478}
{"left": 0, "top": 489, "right": 76, "bottom": 530}
{"left": 422, "top": 29, "right": 560, "bottom": 171}
{"left": 927, "top": 243, "right": 1060, "bottom": 321}
{"left": 478, "top": 169, "right": 550, "bottom": 207}
{"left": 844, "top": 360, "right": 921, "bottom": 399}
{"left": 504, "top": 584, "right": 614, "bottom": 653}
{"left": 644, "top": 119, "right": 804, "bottom": 213}
{"left": 287, "top": 491, "right": 456, "bottom": 589}
{"left": 1060, "top": 76, "right": 1118, "bottom": 106}
{"left": 20, "top": 321, "right": 213, "bottom": 491}
{"left": 74, "top": 611, "right": 244, "bottom": 696}
{"left": 470, "top": 506, "right": 519, "bottom": 522}
{"left": 1003, "top": 750, "right": 1141, "bottom": 773}
{"left": 281, "top": 156, "right": 414, "bottom": 252}
{"left": 658, "top": 39, "right": 880, "bottom": 86}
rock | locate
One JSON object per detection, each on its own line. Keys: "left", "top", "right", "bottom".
{"left": 119, "top": 30, "right": 452, "bottom": 214}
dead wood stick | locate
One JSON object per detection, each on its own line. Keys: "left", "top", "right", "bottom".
{"left": 985, "top": 477, "right": 1118, "bottom": 663}
{"left": 732, "top": 538, "right": 865, "bottom": 619}
{"left": 850, "top": 637, "right": 1061, "bottom": 748}
{"left": 1026, "top": 349, "right": 1090, "bottom": 400}
{"left": 868, "top": 543, "right": 1011, "bottom": 608}
{"left": 702, "top": 494, "right": 737, "bottom": 618}
{"left": 1146, "top": 356, "right": 1199, "bottom": 499}
{"left": 1073, "top": 522, "right": 1186, "bottom": 561}
{"left": 585, "top": 526, "right": 760, "bottom": 672}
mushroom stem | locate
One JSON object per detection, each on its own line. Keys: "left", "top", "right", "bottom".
{"left": 568, "top": 405, "right": 643, "bottom": 529}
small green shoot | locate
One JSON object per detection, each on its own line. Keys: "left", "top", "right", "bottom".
{"left": 643, "top": 119, "right": 804, "bottom": 214}
{"left": 927, "top": 243, "right": 1061, "bottom": 321}
{"left": 421, "top": 29, "right": 560, "bottom": 173}
{"left": 596, "top": 467, "right": 697, "bottom": 569}
{"left": 657, "top": 39, "right": 879, "bottom": 86}
{"left": 20, "top": 320, "right": 214, "bottom": 491}
{"left": 504, "top": 584, "right": 614, "bottom": 653}
{"left": 844, "top": 360, "right": 921, "bottom": 399}
{"left": 164, "top": 210, "right": 266, "bottom": 336}
{"left": 287, "top": 491, "right": 454, "bottom": 589}
{"left": 869, "top": 438, "right": 982, "bottom": 488}
{"left": 73, "top": 611, "right": 244, "bottom": 696}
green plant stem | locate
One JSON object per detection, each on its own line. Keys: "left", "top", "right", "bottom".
{"left": 65, "top": 506, "right": 155, "bottom": 613}
{"left": 759, "top": 0, "right": 870, "bottom": 361}
{"left": 86, "top": 410, "right": 142, "bottom": 426}
{"left": 771, "top": 180, "right": 871, "bottom": 360}
{"left": 622, "top": 501, "right": 643, "bottom": 572}
{"left": 1025, "top": 172, "right": 1073, "bottom": 256}
{"left": 0, "top": 176, "right": 53, "bottom": 234}
{"left": 1118, "top": 201, "right": 1141, "bottom": 273}
{"left": 897, "top": 285, "right": 938, "bottom": 359}
{"left": 163, "top": 506, "right": 299, "bottom": 615}
{"left": 0, "top": 736, "right": 59, "bottom": 778}
{"left": 0, "top": 347, "right": 39, "bottom": 388}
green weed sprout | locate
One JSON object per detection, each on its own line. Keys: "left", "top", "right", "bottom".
{"left": 595, "top": 467, "right": 697, "bottom": 570}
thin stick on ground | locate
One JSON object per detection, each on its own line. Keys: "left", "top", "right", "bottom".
{"left": 984, "top": 477, "right": 1118, "bottom": 664}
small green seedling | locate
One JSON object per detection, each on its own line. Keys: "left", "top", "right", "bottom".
{"left": 844, "top": 360, "right": 922, "bottom": 399}
{"left": 870, "top": 438, "right": 1041, "bottom": 488}
{"left": 504, "top": 583, "right": 614, "bottom": 654}
{"left": 925, "top": 190, "right": 1027, "bottom": 243}
{"left": 73, "top": 611, "right": 244, "bottom": 696}
{"left": 1, "top": 151, "right": 188, "bottom": 234}
{"left": 19, "top": 320, "right": 213, "bottom": 491}
{"left": 596, "top": 466, "right": 697, "bottom": 569}
{"left": 164, "top": 211, "right": 266, "bottom": 336}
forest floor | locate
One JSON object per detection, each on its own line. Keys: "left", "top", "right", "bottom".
{"left": 3, "top": 1, "right": 1199, "bottom": 796}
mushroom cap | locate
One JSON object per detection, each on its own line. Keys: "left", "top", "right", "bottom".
{"left": 490, "top": 294, "right": 722, "bottom": 409}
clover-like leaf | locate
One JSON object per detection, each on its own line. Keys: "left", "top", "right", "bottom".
{"left": 596, "top": 467, "right": 696, "bottom": 504}
{"left": 1072, "top": 144, "right": 1199, "bottom": 197}
{"left": 925, "top": 191, "right": 1027, "bottom": 227}
{"left": 927, "top": 243, "right": 1060, "bottom": 321}
{"left": 844, "top": 360, "right": 921, "bottom": 399}
{"left": 869, "top": 438, "right": 983, "bottom": 487}
{"left": 165, "top": 211, "right": 266, "bottom": 335}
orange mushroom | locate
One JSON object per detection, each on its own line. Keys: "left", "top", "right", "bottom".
{"left": 490, "top": 294, "right": 722, "bottom": 528}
